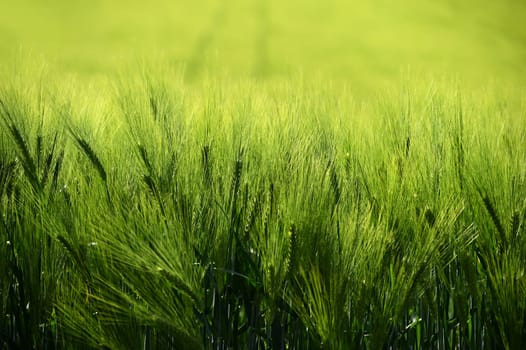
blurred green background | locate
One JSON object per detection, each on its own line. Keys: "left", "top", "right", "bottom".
{"left": 1, "top": 0, "right": 525, "bottom": 90}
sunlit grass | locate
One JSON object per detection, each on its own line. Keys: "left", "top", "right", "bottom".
{"left": 1, "top": 0, "right": 526, "bottom": 348}
{"left": 1, "top": 72, "right": 525, "bottom": 348}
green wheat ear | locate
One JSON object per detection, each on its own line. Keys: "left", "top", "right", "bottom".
{"left": 201, "top": 144, "right": 212, "bottom": 187}
{"left": 481, "top": 194, "right": 507, "bottom": 248}
{"left": 137, "top": 143, "right": 153, "bottom": 175}
{"left": 5, "top": 122, "right": 41, "bottom": 193}
{"left": 286, "top": 223, "right": 297, "bottom": 277}
{"left": 68, "top": 128, "right": 113, "bottom": 207}
{"left": 70, "top": 133, "right": 107, "bottom": 183}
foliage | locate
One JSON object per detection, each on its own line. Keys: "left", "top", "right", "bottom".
{"left": 1, "top": 74, "right": 525, "bottom": 349}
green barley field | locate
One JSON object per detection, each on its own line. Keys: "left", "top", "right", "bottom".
{"left": 1, "top": 0, "right": 526, "bottom": 349}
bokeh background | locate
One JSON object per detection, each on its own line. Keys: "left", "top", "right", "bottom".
{"left": 1, "top": 0, "right": 525, "bottom": 91}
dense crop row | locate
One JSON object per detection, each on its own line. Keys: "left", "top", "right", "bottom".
{"left": 1, "top": 75, "right": 525, "bottom": 349}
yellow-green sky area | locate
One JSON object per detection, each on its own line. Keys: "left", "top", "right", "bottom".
{"left": 1, "top": 0, "right": 525, "bottom": 89}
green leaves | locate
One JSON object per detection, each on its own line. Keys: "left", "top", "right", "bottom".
{"left": 1, "top": 76, "right": 525, "bottom": 349}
